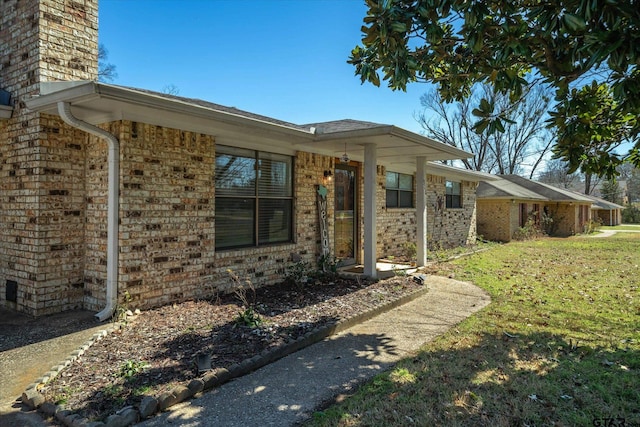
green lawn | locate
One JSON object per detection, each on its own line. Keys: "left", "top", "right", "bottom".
{"left": 307, "top": 234, "right": 640, "bottom": 427}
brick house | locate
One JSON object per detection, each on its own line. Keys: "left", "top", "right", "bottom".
{"left": 477, "top": 175, "right": 594, "bottom": 242}
{"left": 1, "top": 0, "right": 488, "bottom": 318}
{"left": 586, "top": 195, "right": 624, "bottom": 226}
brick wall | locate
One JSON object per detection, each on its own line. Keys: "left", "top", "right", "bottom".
{"left": 0, "top": 0, "right": 98, "bottom": 315}
{"left": 377, "top": 168, "right": 478, "bottom": 259}
{"left": 476, "top": 200, "right": 516, "bottom": 242}
{"left": 427, "top": 176, "right": 477, "bottom": 248}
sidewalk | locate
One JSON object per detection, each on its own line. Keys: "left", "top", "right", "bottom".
{"left": 139, "top": 276, "right": 490, "bottom": 426}
{"left": 0, "top": 309, "right": 111, "bottom": 426}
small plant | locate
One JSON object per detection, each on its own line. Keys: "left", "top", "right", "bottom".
{"left": 113, "top": 290, "right": 133, "bottom": 323}
{"left": 318, "top": 253, "right": 340, "bottom": 277}
{"left": 429, "top": 241, "right": 449, "bottom": 262}
{"left": 132, "top": 385, "right": 152, "bottom": 397}
{"left": 391, "top": 265, "right": 408, "bottom": 277}
{"left": 285, "top": 260, "right": 312, "bottom": 289}
{"left": 103, "top": 384, "right": 126, "bottom": 406}
{"left": 118, "top": 359, "right": 148, "bottom": 379}
{"left": 403, "top": 241, "right": 417, "bottom": 262}
{"left": 235, "top": 307, "right": 263, "bottom": 327}
{"left": 228, "top": 269, "right": 262, "bottom": 328}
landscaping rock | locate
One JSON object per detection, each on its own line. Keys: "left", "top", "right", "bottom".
{"left": 172, "top": 385, "right": 192, "bottom": 403}
{"left": 117, "top": 407, "right": 139, "bottom": 425}
{"left": 21, "top": 388, "right": 45, "bottom": 409}
{"left": 104, "top": 414, "right": 127, "bottom": 427}
{"left": 138, "top": 396, "right": 158, "bottom": 419}
{"left": 157, "top": 391, "right": 178, "bottom": 411}
{"left": 187, "top": 378, "right": 204, "bottom": 395}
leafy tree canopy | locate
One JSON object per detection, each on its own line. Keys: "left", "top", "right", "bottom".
{"left": 348, "top": 0, "right": 640, "bottom": 177}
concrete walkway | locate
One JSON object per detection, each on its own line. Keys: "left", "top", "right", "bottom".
{"left": 0, "top": 309, "right": 111, "bottom": 426}
{"left": 589, "top": 227, "right": 640, "bottom": 238}
{"left": 139, "top": 276, "right": 490, "bottom": 426}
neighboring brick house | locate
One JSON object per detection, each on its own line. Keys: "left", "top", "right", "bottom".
{"left": 1, "top": 0, "right": 483, "bottom": 317}
{"left": 586, "top": 195, "right": 624, "bottom": 226}
{"left": 477, "top": 175, "right": 594, "bottom": 242}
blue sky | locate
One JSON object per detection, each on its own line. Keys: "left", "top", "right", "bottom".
{"left": 98, "top": 0, "right": 432, "bottom": 134}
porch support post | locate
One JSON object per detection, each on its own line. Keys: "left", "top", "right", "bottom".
{"left": 416, "top": 156, "right": 427, "bottom": 266}
{"left": 363, "top": 143, "right": 377, "bottom": 278}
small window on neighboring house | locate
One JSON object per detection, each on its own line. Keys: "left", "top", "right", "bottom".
{"left": 215, "top": 146, "right": 293, "bottom": 250}
{"left": 519, "top": 203, "right": 528, "bottom": 227}
{"left": 386, "top": 172, "right": 414, "bottom": 208}
{"left": 445, "top": 181, "right": 462, "bottom": 208}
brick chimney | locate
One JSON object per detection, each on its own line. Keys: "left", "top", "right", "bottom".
{"left": 0, "top": 0, "right": 99, "bottom": 316}
{"left": 0, "top": 0, "right": 98, "bottom": 97}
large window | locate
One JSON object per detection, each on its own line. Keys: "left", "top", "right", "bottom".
{"left": 215, "top": 146, "right": 293, "bottom": 249}
{"left": 445, "top": 181, "right": 462, "bottom": 209}
{"left": 386, "top": 172, "right": 413, "bottom": 208}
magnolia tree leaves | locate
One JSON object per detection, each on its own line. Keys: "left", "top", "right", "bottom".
{"left": 349, "top": 0, "right": 640, "bottom": 178}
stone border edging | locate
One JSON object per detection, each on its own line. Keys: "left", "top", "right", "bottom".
{"left": 20, "top": 322, "right": 123, "bottom": 409}
{"left": 23, "top": 280, "right": 430, "bottom": 427}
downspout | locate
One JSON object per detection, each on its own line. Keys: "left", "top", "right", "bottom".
{"left": 57, "top": 102, "right": 120, "bottom": 321}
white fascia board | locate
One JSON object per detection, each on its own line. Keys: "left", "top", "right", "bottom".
{"left": 27, "top": 81, "right": 315, "bottom": 141}
{"left": 391, "top": 127, "right": 473, "bottom": 160}
{"left": 426, "top": 162, "right": 498, "bottom": 181}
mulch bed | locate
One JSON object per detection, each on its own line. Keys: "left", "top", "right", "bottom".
{"left": 39, "top": 274, "right": 423, "bottom": 422}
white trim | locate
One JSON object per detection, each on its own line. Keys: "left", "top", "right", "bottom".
{"left": 416, "top": 157, "right": 427, "bottom": 266}
{"left": 363, "top": 143, "right": 377, "bottom": 278}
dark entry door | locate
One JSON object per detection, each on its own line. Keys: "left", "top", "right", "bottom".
{"left": 334, "top": 165, "right": 356, "bottom": 265}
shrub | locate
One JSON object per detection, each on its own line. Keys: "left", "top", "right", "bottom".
{"left": 622, "top": 205, "right": 640, "bottom": 223}
{"left": 583, "top": 218, "right": 602, "bottom": 234}
{"left": 513, "top": 218, "right": 546, "bottom": 241}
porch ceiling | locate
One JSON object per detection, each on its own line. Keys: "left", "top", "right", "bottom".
{"left": 295, "top": 131, "right": 471, "bottom": 169}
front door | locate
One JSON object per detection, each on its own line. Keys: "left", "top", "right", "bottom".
{"left": 334, "top": 165, "right": 357, "bottom": 265}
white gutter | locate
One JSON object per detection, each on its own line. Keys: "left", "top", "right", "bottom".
{"left": 57, "top": 102, "right": 119, "bottom": 321}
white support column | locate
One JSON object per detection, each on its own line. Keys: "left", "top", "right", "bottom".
{"left": 416, "top": 157, "right": 427, "bottom": 266}
{"left": 363, "top": 143, "right": 377, "bottom": 278}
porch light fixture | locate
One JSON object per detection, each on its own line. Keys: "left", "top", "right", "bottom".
{"left": 340, "top": 142, "right": 350, "bottom": 164}
{"left": 323, "top": 170, "right": 333, "bottom": 181}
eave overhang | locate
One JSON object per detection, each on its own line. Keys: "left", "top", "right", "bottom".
{"left": 25, "top": 81, "right": 474, "bottom": 170}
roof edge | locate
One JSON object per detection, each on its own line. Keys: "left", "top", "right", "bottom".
{"left": 27, "top": 81, "right": 315, "bottom": 138}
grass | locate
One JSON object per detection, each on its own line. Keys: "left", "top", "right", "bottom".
{"left": 306, "top": 234, "right": 640, "bottom": 427}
